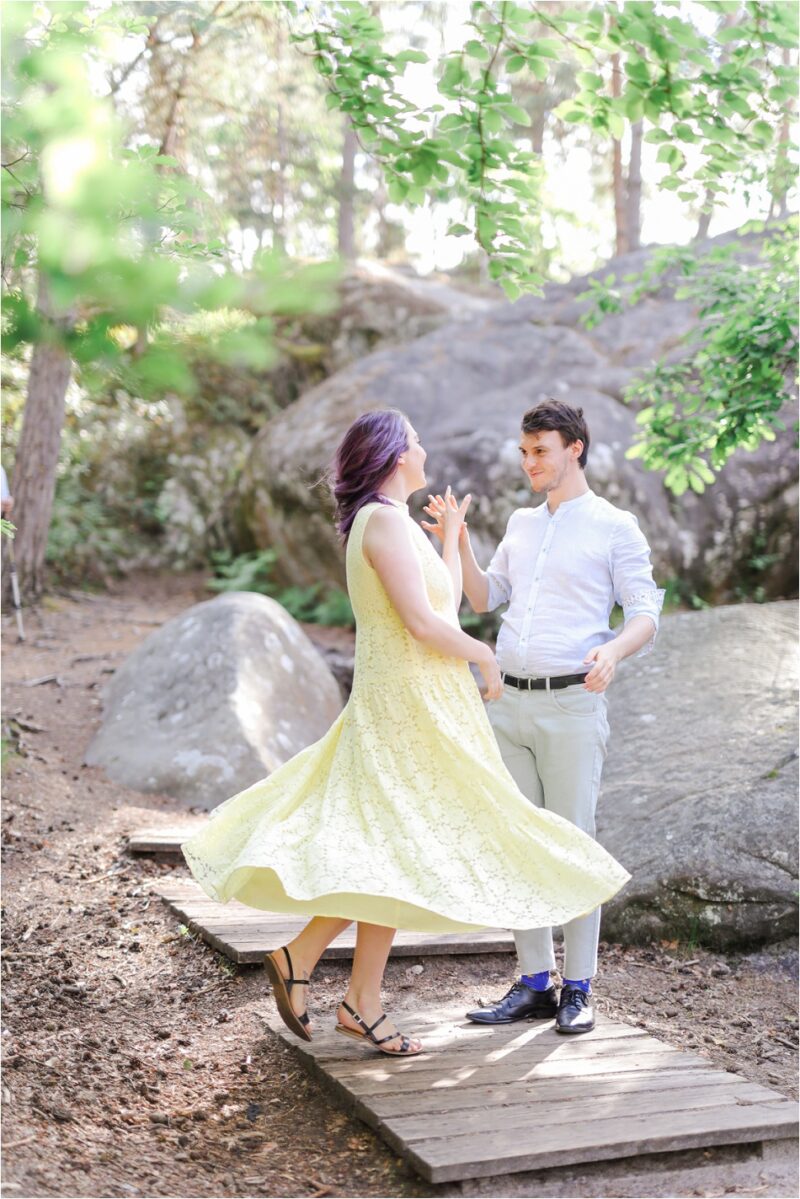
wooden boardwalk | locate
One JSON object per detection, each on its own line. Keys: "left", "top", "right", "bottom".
{"left": 156, "top": 880, "right": 515, "bottom": 964}
{"left": 128, "top": 826, "right": 203, "bottom": 854}
{"left": 266, "top": 1004, "right": 799, "bottom": 1184}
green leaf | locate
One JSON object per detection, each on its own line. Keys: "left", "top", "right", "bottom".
{"left": 624, "top": 56, "right": 651, "bottom": 83}
{"left": 387, "top": 177, "right": 408, "bottom": 203}
{"left": 500, "top": 277, "right": 522, "bottom": 300}
{"left": 394, "top": 49, "right": 428, "bottom": 66}
{"left": 446, "top": 222, "right": 471, "bottom": 237}
{"left": 500, "top": 102, "right": 530, "bottom": 126}
{"left": 505, "top": 54, "right": 527, "bottom": 73}
{"left": 576, "top": 71, "right": 603, "bottom": 91}
{"left": 465, "top": 39, "right": 490, "bottom": 61}
{"left": 624, "top": 92, "right": 644, "bottom": 121}
{"left": 751, "top": 120, "right": 773, "bottom": 143}
{"left": 438, "top": 113, "right": 467, "bottom": 132}
{"left": 528, "top": 38, "right": 562, "bottom": 59}
{"left": 608, "top": 111, "right": 625, "bottom": 140}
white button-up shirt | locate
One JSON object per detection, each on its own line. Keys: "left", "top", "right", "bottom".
{"left": 485, "top": 490, "right": 664, "bottom": 677}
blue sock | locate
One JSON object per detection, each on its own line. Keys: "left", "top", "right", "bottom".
{"left": 563, "top": 977, "right": 592, "bottom": 994}
{"left": 520, "top": 970, "right": 551, "bottom": 991}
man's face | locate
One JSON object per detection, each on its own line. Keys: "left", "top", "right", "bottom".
{"left": 518, "top": 429, "right": 582, "bottom": 493}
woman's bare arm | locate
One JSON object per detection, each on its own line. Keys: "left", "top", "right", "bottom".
{"left": 422, "top": 493, "right": 490, "bottom": 612}
{"left": 362, "top": 506, "right": 501, "bottom": 698}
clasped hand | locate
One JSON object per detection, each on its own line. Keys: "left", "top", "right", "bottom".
{"left": 421, "top": 486, "right": 471, "bottom": 543}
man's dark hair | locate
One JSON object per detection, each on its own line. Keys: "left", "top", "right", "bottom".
{"left": 521, "top": 400, "right": 590, "bottom": 469}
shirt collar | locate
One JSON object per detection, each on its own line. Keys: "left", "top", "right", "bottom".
{"left": 546, "top": 489, "right": 595, "bottom": 518}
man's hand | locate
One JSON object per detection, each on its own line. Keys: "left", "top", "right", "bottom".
{"left": 1, "top": 496, "right": 13, "bottom": 519}
{"left": 583, "top": 643, "right": 621, "bottom": 693}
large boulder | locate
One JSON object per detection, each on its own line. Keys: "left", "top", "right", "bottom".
{"left": 85, "top": 592, "right": 343, "bottom": 809}
{"left": 154, "top": 424, "right": 252, "bottom": 570}
{"left": 228, "top": 236, "right": 797, "bottom": 602}
{"left": 599, "top": 600, "right": 798, "bottom": 949}
{"left": 305, "top": 263, "right": 494, "bottom": 375}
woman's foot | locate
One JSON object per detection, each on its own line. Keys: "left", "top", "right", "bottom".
{"left": 265, "top": 945, "right": 314, "bottom": 1039}
{"left": 337, "top": 995, "right": 423, "bottom": 1056}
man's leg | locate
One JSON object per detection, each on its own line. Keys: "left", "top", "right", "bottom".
{"left": 466, "top": 688, "right": 558, "bottom": 1025}
{"left": 529, "top": 685, "right": 610, "bottom": 1032}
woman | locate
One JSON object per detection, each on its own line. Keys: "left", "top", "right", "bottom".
{"left": 182, "top": 410, "right": 629, "bottom": 1057}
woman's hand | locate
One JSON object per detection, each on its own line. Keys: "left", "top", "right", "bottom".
{"left": 476, "top": 647, "right": 503, "bottom": 701}
{"left": 421, "top": 487, "right": 471, "bottom": 545}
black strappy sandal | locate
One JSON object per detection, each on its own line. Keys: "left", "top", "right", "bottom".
{"left": 264, "top": 946, "right": 311, "bottom": 1042}
{"left": 335, "top": 1000, "right": 423, "bottom": 1057}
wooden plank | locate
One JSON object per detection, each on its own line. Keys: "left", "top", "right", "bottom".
{"left": 154, "top": 880, "right": 515, "bottom": 964}
{"left": 128, "top": 828, "right": 202, "bottom": 854}
{"left": 310, "top": 1028, "right": 660, "bottom": 1070}
{"left": 264, "top": 1004, "right": 798, "bottom": 1184}
{"left": 306, "top": 1021, "right": 651, "bottom": 1061}
{"left": 328, "top": 1049, "right": 708, "bottom": 1095}
{"left": 367, "top": 1067, "right": 745, "bottom": 1120}
{"left": 409, "top": 1100, "right": 799, "bottom": 1183}
{"left": 388, "top": 1081, "right": 780, "bottom": 1142}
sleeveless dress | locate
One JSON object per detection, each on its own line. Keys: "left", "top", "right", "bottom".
{"left": 182, "top": 501, "right": 629, "bottom": 933}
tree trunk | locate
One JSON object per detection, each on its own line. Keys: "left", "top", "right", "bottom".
{"left": 610, "top": 52, "right": 627, "bottom": 256}
{"left": 695, "top": 8, "right": 736, "bottom": 239}
{"left": 157, "top": 30, "right": 196, "bottom": 159}
{"left": 530, "top": 102, "right": 546, "bottom": 157}
{"left": 3, "top": 276, "right": 73, "bottom": 600}
{"left": 373, "top": 175, "right": 398, "bottom": 260}
{"left": 273, "top": 96, "right": 287, "bottom": 254}
{"left": 270, "top": 18, "right": 288, "bottom": 255}
{"left": 338, "top": 119, "right": 357, "bottom": 261}
{"left": 625, "top": 119, "right": 642, "bottom": 252}
{"left": 770, "top": 46, "right": 793, "bottom": 220}
{"left": 695, "top": 190, "right": 715, "bottom": 240}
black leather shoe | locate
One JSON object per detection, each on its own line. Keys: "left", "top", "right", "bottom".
{"left": 466, "top": 981, "right": 558, "bottom": 1024}
{"left": 555, "top": 985, "right": 595, "bottom": 1034}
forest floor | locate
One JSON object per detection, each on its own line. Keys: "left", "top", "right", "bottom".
{"left": 1, "top": 574, "right": 798, "bottom": 1199}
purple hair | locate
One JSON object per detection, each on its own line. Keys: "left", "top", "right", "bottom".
{"left": 332, "top": 409, "right": 409, "bottom": 541}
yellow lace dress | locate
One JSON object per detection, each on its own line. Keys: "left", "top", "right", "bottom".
{"left": 182, "top": 501, "right": 629, "bottom": 932}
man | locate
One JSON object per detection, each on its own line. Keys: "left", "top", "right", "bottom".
{"left": 424, "top": 400, "right": 663, "bottom": 1033}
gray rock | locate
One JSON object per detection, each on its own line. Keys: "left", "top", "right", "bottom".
{"left": 321, "top": 264, "right": 494, "bottom": 375}
{"left": 599, "top": 600, "right": 798, "bottom": 948}
{"left": 85, "top": 592, "right": 343, "bottom": 809}
{"left": 230, "top": 235, "right": 796, "bottom": 601}
{"left": 154, "top": 424, "right": 251, "bottom": 570}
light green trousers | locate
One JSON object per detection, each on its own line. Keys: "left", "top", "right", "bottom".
{"left": 488, "top": 682, "right": 610, "bottom": 981}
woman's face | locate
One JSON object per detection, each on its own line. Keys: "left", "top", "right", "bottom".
{"left": 399, "top": 421, "right": 427, "bottom": 491}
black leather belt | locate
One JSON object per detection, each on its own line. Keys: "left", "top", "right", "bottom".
{"left": 501, "top": 672, "right": 588, "bottom": 691}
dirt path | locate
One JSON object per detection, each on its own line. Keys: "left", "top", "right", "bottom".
{"left": 1, "top": 576, "right": 797, "bottom": 1199}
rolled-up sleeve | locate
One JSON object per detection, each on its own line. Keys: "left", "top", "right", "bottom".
{"left": 485, "top": 529, "right": 512, "bottom": 612}
{"left": 610, "top": 515, "right": 665, "bottom": 654}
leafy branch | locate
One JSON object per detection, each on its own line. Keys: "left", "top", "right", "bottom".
{"left": 579, "top": 219, "right": 799, "bottom": 495}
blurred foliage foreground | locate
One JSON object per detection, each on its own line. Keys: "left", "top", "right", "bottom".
{"left": 0, "top": 1, "right": 797, "bottom": 618}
